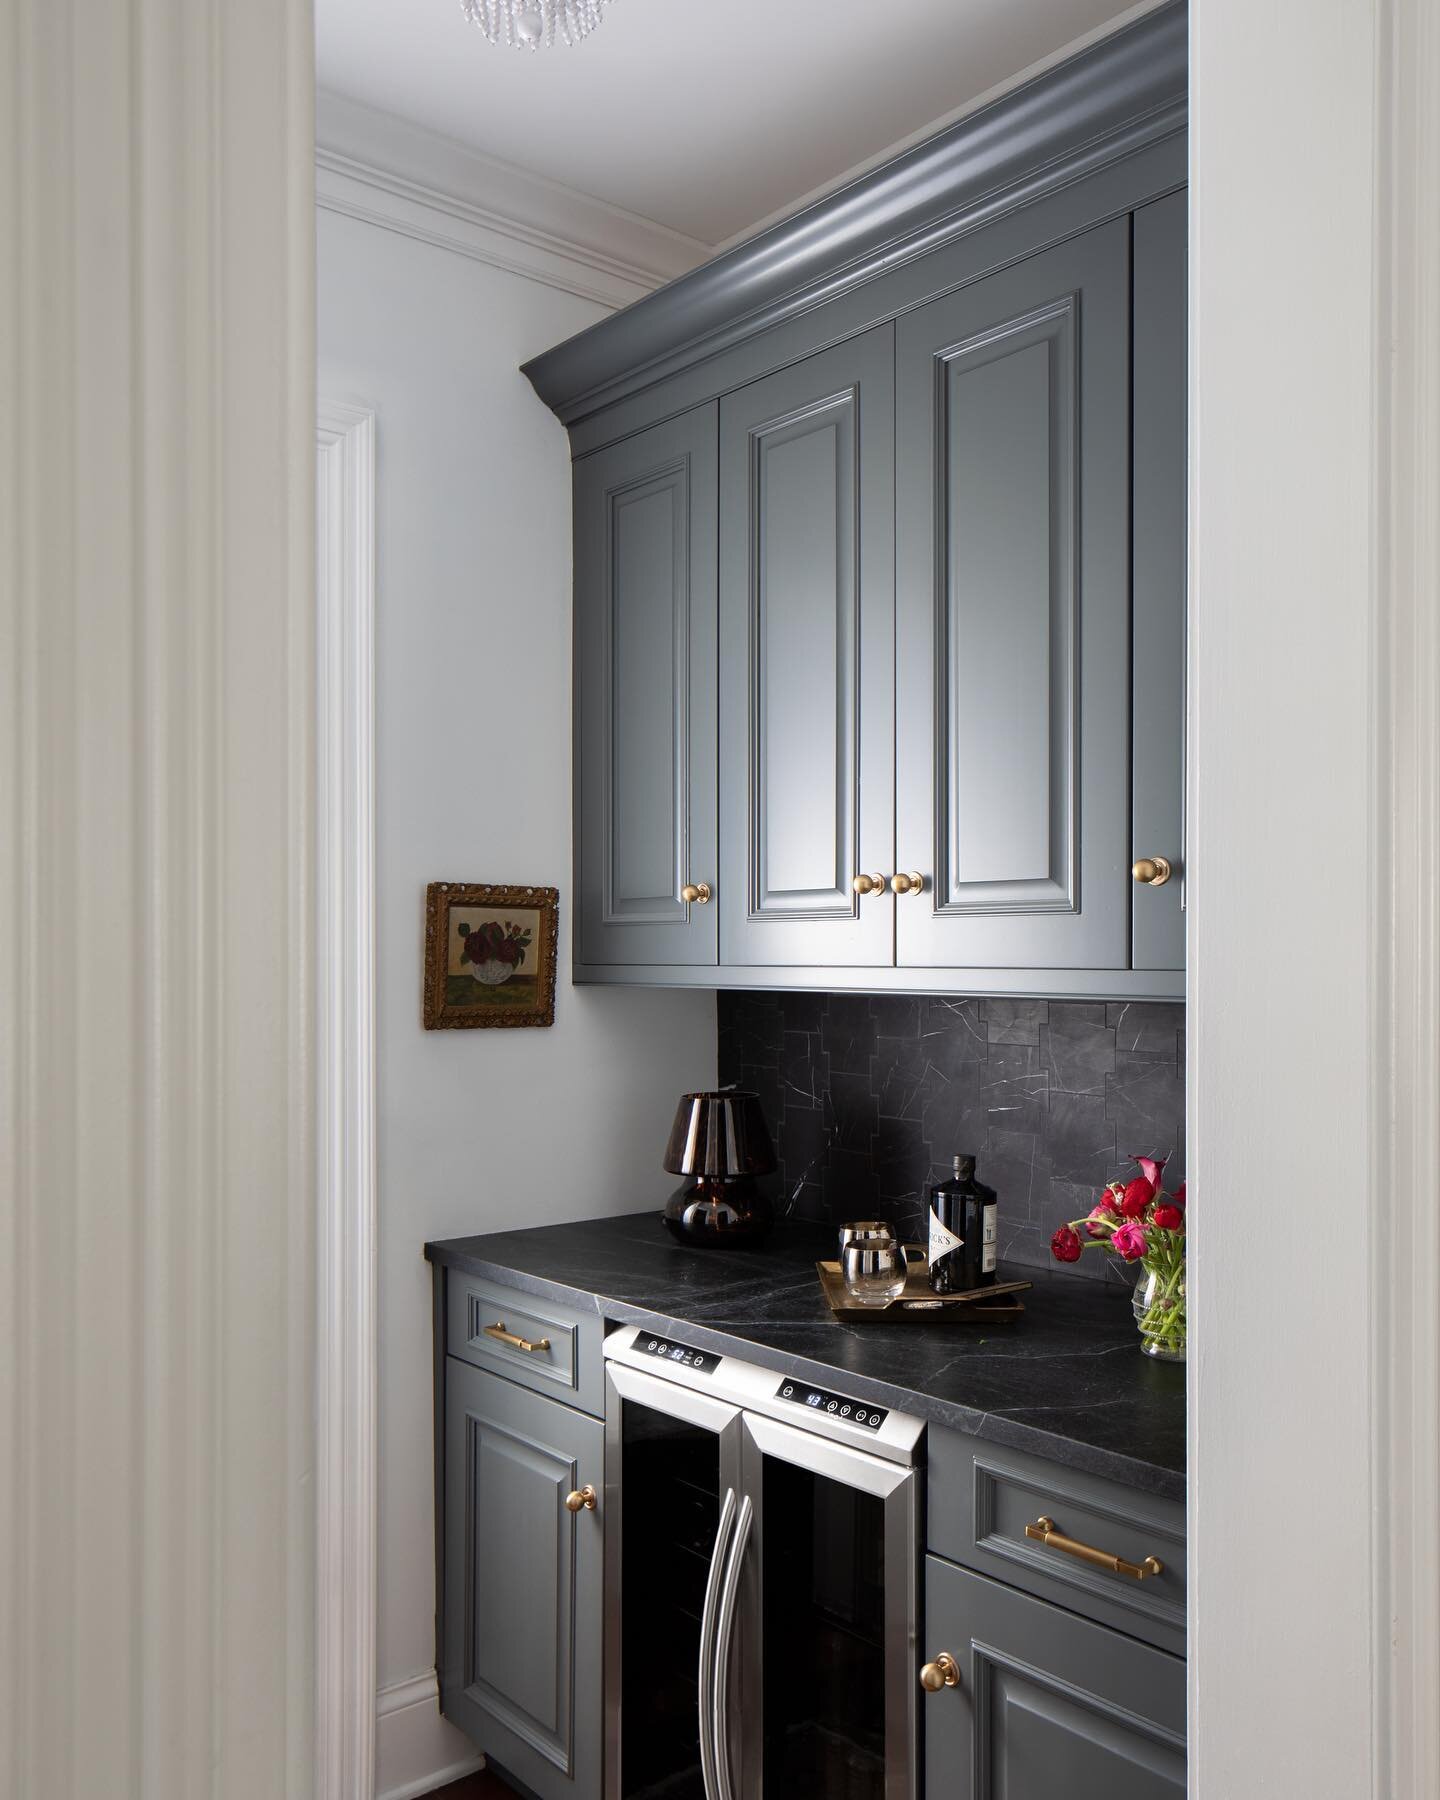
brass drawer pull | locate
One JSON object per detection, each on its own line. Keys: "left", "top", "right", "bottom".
{"left": 481, "top": 1320, "right": 551, "bottom": 1355}
{"left": 1024, "top": 1515, "right": 1163, "bottom": 1582}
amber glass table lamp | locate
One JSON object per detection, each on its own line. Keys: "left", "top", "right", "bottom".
{"left": 662, "top": 1089, "right": 776, "bottom": 1246}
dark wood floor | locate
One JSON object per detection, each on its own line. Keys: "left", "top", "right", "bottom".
{"left": 425, "top": 1769, "right": 522, "bottom": 1800}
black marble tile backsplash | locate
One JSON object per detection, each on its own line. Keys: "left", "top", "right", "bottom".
{"left": 717, "top": 992, "right": 1186, "bottom": 1283}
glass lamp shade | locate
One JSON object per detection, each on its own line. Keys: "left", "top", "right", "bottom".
{"left": 662, "top": 1090, "right": 776, "bottom": 1246}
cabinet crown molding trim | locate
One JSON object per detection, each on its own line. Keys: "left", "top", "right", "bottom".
{"left": 315, "top": 90, "right": 711, "bottom": 310}
{"left": 522, "top": 0, "right": 1187, "bottom": 424}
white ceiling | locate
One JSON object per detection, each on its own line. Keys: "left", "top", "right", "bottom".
{"left": 315, "top": 0, "right": 1150, "bottom": 248}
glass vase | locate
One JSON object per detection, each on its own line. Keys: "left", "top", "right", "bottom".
{"left": 1132, "top": 1262, "right": 1186, "bottom": 1361}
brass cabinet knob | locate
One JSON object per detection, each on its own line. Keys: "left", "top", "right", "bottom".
{"left": 890, "top": 872, "right": 924, "bottom": 896}
{"left": 564, "top": 1485, "right": 598, "bottom": 1513}
{"left": 1131, "top": 856, "right": 1173, "bottom": 888}
{"left": 680, "top": 882, "right": 712, "bottom": 905}
{"left": 920, "top": 1652, "right": 961, "bottom": 1692}
{"left": 852, "top": 873, "right": 887, "bottom": 896}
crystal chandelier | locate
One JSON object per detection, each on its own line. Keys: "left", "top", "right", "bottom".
{"left": 460, "top": 0, "right": 612, "bottom": 50}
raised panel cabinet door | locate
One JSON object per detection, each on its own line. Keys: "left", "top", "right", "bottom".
{"left": 1131, "top": 191, "right": 1187, "bottom": 971}
{"left": 442, "top": 1359, "right": 604, "bottom": 1800}
{"left": 719, "top": 325, "right": 895, "bottom": 966}
{"left": 923, "top": 1557, "right": 1185, "bottom": 1800}
{"left": 574, "top": 404, "right": 718, "bottom": 966}
{"left": 895, "top": 219, "right": 1131, "bottom": 969}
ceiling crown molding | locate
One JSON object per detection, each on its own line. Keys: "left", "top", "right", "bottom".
{"left": 523, "top": 0, "right": 1187, "bottom": 423}
{"left": 315, "top": 90, "right": 711, "bottom": 310}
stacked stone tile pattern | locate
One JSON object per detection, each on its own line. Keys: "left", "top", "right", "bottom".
{"left": 717, "top": 992, "right": 1186, "bottom": 1283}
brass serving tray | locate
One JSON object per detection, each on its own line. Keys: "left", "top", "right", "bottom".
{"left": 817, "top": 1248, "right": 1029, "bottom": 1323}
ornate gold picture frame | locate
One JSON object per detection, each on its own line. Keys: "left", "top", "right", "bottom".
{"left": 423, "top": 881, "right": 559, "bottom": 1029}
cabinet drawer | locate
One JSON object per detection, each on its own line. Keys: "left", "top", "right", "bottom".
{"left": 447, "top": 1271, "right": 603, "bottom": 1417}
{"left": 928, "top": 1429, "right": 1186, "bottom": 1656}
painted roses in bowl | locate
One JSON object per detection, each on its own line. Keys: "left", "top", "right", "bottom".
{"left": 458, "top": 917, "right": 532, "bottom": 986}
{"left": 1051, "top": 1154, "right": 1186, "bottom": 1361}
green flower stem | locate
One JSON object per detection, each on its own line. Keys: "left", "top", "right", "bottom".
{"left": 1137, "top": 1242, "right": 1187, "bottom": 1350}
{"left": 1062, "top": 1211, "right": 1187, "bottom": 1352}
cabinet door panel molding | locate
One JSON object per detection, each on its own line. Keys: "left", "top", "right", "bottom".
{"left": 719, "top": 327, "right": 895, "bottom": 969}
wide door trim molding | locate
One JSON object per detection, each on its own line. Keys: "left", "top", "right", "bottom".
{"left": 316, "top": 400, "right": 379, "bottom": 1800}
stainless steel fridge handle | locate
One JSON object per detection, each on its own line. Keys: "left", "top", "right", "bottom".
{"left": 711, "top": 1491, "right": 753, "bottom": 1800}
{"left": 698, "top": 1487, "right": 737, "bottom": 1800}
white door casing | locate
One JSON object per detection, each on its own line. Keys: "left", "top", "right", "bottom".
{"left": 316, "top": 403, "right": 379, "bottom": 1800}
{"left": 1190, "top": 1, "right": 1440, "bottom": 1795}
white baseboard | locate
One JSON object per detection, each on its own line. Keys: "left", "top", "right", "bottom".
{"left": 376, "top": 1671, "right": 484, "bottom": 1800}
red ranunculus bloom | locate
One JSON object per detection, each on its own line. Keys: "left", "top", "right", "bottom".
{"left": 1152, "top": 1203, "right": 1184, "bottom": 1232}
{"left": 1171, "top": 1181, "right": 1186, "bottom": 1211}
{"left": 1050, "top": 1225, "right": 1084, "bottom": 1264}
{"left": 1119, "top": 1177, "right": 1153, "bottom": 1218}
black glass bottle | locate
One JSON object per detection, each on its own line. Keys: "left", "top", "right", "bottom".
{"left": 927, "top": 1153, "right": 998, "bottom": 1293}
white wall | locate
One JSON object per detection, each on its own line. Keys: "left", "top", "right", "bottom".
{"left": 317, "top": 207, "right": 715, "bottom": 1787}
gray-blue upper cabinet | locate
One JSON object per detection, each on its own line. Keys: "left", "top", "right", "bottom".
{"left": 573, "top": 405, "right": 718, "bottom": 966}
{"left": 718, "top": 326, "right": 895, "bottom": 967}
{"left": 895, "top": 218, "right": 1132, "bottom": 971}
{"left": 533, "top": 3, "right": 1189, "bottom": 996}
{"left": 1130, "top": 190, "right": 1187, "bottom": 972}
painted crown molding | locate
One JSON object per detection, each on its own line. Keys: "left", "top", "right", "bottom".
{"left": 523, "top": 0, "right": 1186, "bottom": 424}
{"left": 315, "top": 90, "right": 712, "bottom": 309}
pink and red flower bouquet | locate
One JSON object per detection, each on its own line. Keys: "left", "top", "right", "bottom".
{"left": 1050, "top": 1155, "right": 1186, "bottom": 1358}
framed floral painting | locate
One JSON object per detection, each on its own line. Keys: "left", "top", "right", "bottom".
{"left": 423, "top": 882, "right": 559, "bottom": 1029}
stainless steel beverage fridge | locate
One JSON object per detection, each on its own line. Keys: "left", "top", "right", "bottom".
{"left": 602, "top": 1324, "right": 922, "bottom": 1800}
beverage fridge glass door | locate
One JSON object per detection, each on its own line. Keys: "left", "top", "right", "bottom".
{"left": 604, "top": 1362, "right": 743, "bottom": 1800}
{"left": 732, "top": 1411, "right": 918, "bottom": 1800}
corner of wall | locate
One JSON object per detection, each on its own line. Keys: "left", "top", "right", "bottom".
{"left": 376, "top": 1672, "right": 483, "bottom": 1800}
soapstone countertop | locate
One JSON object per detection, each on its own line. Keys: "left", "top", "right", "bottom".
{"left": 426, "top": 1210, "right": 1185, "bottom": 1501}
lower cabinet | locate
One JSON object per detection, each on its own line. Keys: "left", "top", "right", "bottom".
{"left": 430, "top": 1268, "right": 1186, "bottom": 1800}
{"left": 923, "top": 1555, "right": 1186, "bottom": 1799}
{"left": 441, "top": 1356, "right": 604, "bottom": 1800}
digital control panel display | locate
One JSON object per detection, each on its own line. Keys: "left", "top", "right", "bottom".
{"left": 776, "top": 1379, "right": 888, "bottom": 1431}
{"left": 636, "top": 1335, "right": 721, "bottom": 1375}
